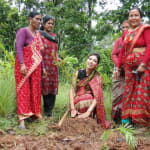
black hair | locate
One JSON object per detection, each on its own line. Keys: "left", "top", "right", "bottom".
{"left": 43, "top": 15, "right": 54, "bottom": 24}
{"left": 88, "top": 52, "right": 101, "bottom": 64}
{"left": 28, "top": 11, "right": 40, "bottom": 18}
{"left": 128, "top": 7, "right": 142, "bottom": 18}
{"left": 40, "top": 15, "right": 54, "bottom": 30}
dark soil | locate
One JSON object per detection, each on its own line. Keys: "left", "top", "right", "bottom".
{"left": 0, "top": 118, "right": 150, "bottom": 150}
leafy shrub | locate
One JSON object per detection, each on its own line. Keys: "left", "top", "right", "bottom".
{"left": 0, "top": 42, "right": 16, "bottom": 117}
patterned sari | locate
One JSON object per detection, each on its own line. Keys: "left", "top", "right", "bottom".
{"left": 121, "top": 24, "right": 150, "bottom": 126}
{"left": 74, "top": 71, "right": 110, "bottom": 129}
{"left": 15, "top": 31, "right": 43, "bottom": 121}
{"left": 41, "top": 32, "right": 58, "bottom": 95}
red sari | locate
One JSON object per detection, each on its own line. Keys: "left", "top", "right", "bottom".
{"left": 15, "top": 31, "right": 43, "bottom": 121}
{"left": 118, "top": 24, "right": 150, "bottom": 126}
{"left": 74, "top": 71, "right": 110, "bottom": 129}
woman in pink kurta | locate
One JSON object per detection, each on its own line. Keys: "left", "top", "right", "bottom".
{"left": 40, "top": 16, "right": 61, "bottom": 117}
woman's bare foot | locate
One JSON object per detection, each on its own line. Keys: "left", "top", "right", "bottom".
{"left": 18, "top": 120, "right": 26, "bottom": 129}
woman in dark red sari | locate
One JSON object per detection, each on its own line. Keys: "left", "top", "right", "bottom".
{"left": 15, "top": 12, "right": 43, "bottom": 129}
{"left": 111, "top": 21, "right": 129, "bottom": 122}
{"left": 69, "top": 53, "right": 110, "bottom": 129}
{"left": 40, "top": 16, "right": 61, "bottom": 117}
{"left": 115, "top": 8, "right": 150, "bottom": 126}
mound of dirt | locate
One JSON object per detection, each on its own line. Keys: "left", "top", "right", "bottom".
{"left": 0, "top": 118, "right": 150, "bottom": 150}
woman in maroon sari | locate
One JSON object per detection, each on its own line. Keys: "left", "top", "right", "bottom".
{"left": 15, "top": 12, "right": 43, "bottom": 129}
{"left": 111, "top": 21, "right": 129, "bottom": 122}
{"left": 69, "top": 53, "right": 110, "bottom": 129}
{"left": 40, "top": 16, "right": 61, "bottom": 117}
{"left": 115, "top": 8, "right": 150, "bottom": 126}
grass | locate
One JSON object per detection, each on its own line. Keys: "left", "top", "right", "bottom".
{"left": 0, "top": 78, "right": 112, "bottom": 132}
{"left": 52, "top": 83, "right": 70, "bottom": 121}
{"left": 0, "top": 68, "right": 16, "bottom": 117}
{"left": 104, "top": 88, "right": 112, "bottom": 121}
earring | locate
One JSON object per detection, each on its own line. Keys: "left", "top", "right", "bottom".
{"left": 30, "top": 21, "right": 32, "bottom": 25}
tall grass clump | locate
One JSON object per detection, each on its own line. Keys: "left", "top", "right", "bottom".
{"left": 104, "top": 88, "right": 112, "bottom": 121}
{"left": 0, "top": 42, "right": 16, "bottom": 117}
{"left": 53, "top": 83, "right": 70, "bottom": 121}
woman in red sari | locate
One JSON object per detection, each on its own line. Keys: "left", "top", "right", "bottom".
{"left": 115, "top": 8, "right": 150, "bottom": 126}
{"left": 111, "top": 21, "right": 129, "bottom": 122}
{"left": 40, "top": 16, "right": 61, "bottom": 117}
{"left": 15, "top": 12, "right": 43, "bottom": 129}
{"left": 69, "top": 53, "right": 110, "bottom": 129}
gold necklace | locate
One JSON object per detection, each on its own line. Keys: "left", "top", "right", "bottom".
{"left": 27, "top": 27, "right": 36, "bottom": 37}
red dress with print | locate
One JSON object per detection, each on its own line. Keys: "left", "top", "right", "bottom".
{"left": 41, "top": 33, "right": 58, "bottom": 95}
{"left": 117, "top": 24, "right": 150, "bottom": 126}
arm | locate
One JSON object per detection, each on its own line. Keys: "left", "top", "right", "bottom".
{"left": 137, "top": 28, "right": 150, "bottom": 72}
{"left": 16, "top": 28, "right": 26, "bottom": 64}
{"left": 69, "top": 71, "right": 78, "bottom": 117}
{"left": 16, "top": 28, "right": 27, "bottom": 76}
{"left": 143, "top": 28, "right": 150, "bottom": 64}
{"left": 111, "top": 38, "right": 122, "bottom": 66}
{"left": 78, "top": 99, "right": 96, "bottom": 119}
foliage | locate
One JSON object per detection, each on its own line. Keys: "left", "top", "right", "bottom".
{"left": 100, "top": 124, "right": 138, "bottom": 150}
{"left": 58, "top": 51, "right": 79, "bottom": 83}
{"left": 0, "top": 42, "right": 16, "bottom": 117}
{"left": 104, "top": 88, "right": 112, "bottom": 121}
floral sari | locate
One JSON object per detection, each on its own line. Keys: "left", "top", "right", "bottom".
{"left": 15, "top": 31, "right": 43, "bottom": 121}
{"left": 121, "top": 24, "right": 150, "bottom": 126}
{"left": 74, "top": 71, "right": 110, "bottom": 129}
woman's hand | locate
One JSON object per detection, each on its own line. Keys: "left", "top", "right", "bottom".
{"left": 71, "top": 109, "right": 78, "bottom": 118}
{"left": 42, "top": 68, "right": 47, "bottom": 78}
{"left": 78, "top": 111, "right": 91, "bottom": 119}
{"left": 20, "top": 63, "right": 27, "bottom": 76}
{"left": 113, "top": 68, "right": 120, "bottom": 79}
{"left": 137, "top": 63, "right": 146, "bottom": 73}
{"left": 57, "top": 57, "right": 62, "bottom": 62}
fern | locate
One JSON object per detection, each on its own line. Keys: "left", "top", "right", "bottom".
{"left": 100, "top": 124, "right": 137, "bottom": 150}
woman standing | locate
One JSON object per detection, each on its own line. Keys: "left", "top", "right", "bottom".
{"left": 69, "top": 53, "right": 110, "bottom": 129}
{"left": 15, "top": 12, "right": 43, "bottom": 129}
{"left": 115, "top": 8, "right": 150, "bottom": 126}
{"left": 40, "top": 15, "right": 61, "bottom": 117}
{"left": 111, "top": 21, "right": 129, "bottom": 122}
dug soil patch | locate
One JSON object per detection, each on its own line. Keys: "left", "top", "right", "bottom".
{"left": 0, "top": 118, "right": 150, "bottom": 150}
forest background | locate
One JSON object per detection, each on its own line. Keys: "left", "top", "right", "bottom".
{"left": 0, "top": 0, "right": 150, "bottom": 128}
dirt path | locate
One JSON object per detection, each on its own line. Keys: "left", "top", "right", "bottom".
{"left": 0, "top": 118, "right": 150, "bottom": 150}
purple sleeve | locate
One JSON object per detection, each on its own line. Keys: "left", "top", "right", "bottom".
{"left": 16, "top": 28, "right": 26, "bottom": 64}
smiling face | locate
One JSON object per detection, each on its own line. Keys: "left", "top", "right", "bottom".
{"left": 122, "top": 22, "right": 129, "bottom": 31}
{"left": 128, "top": 9, "right": 141, "bottom": 29}
{"left": 29, "top": 14, "right": 42, "bottom": 29}
{"left": 86, "top": 55, "right": 98, "bottom": 70}
{"left": 43, "top": 19, "right": 54, "bottom": 33}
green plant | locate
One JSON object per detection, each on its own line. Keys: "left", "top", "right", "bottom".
{"left": 0, "top": 69, "right": 16, "bottom": 117}
{"left": 100, "top": 124, "right": 138, "bottom": 150}
{"left": 52, "top": 83, "right": 70, "bottom": 121}
{"left": 104, "top": 88, "right": 112, "bottom": 121}
{"left": 0, "top": 42, "right": 16, "bottom": 117}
